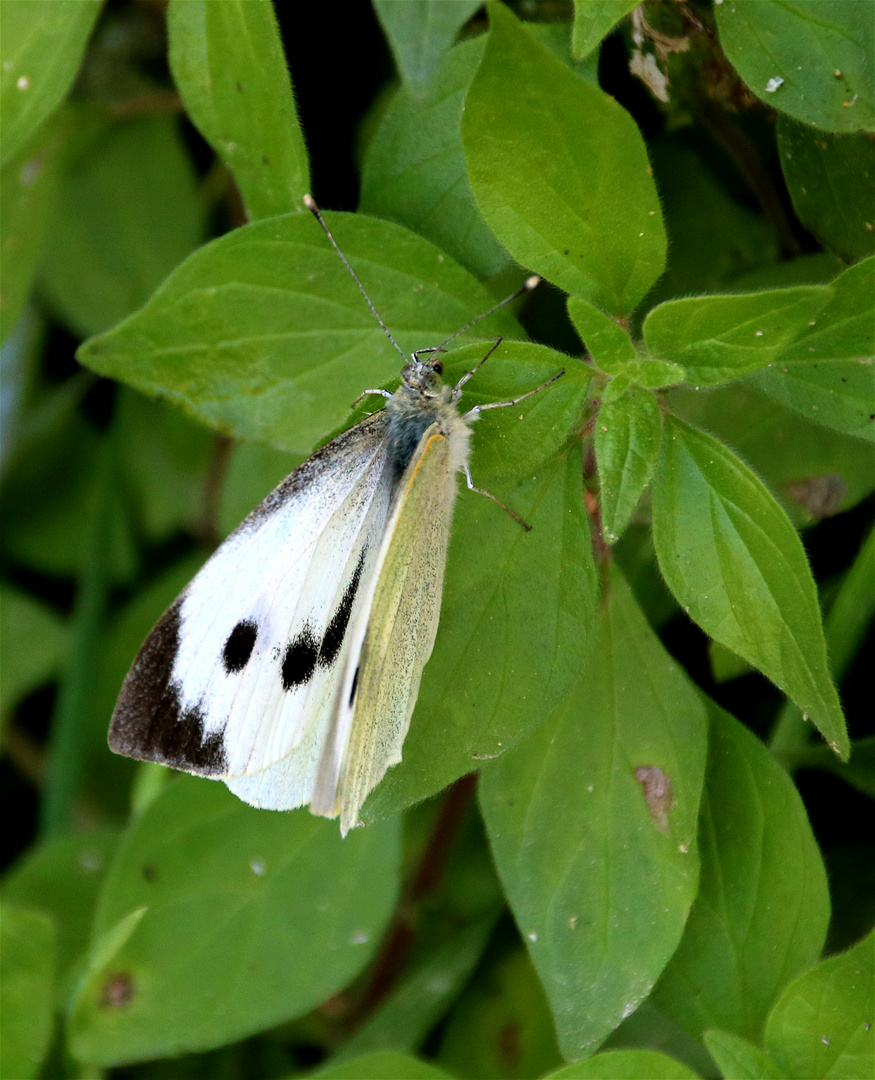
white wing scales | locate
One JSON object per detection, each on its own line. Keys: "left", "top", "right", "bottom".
{"left": 109, "top": 411, "right": 395, "bottom": 809}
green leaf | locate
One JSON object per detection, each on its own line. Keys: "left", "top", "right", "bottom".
{"left": 365, "top": 397, "right": 597, "bottom": 823}
{"left": 543, "top": 1048, "right": 700, "bottom": 1078}
{"left": 652, "top": 415, "right": 848, "bottom": 757}
{"left": 0, "top": 108, "right": 71, "bottom": 344}
{"left": 667, "top": 382, "right": 875, "bottom": 526}
{"left": 360, "top": 36, "right": 512, "bottom": 280}
{"left": 765, "top": 931, "right": 874, "bottom": 1080}
{"left": 463, "top": 3, "right": 666, "bottom": 315}
{"left": 715, "top": 0, "right": 875, "bottom": 134}
{"left": 0, "top": 403, "right": 136, "bottom": 582}
{"left": 643, "top": 286, "right": 832, "bottom": 388}
{"left": 336, "top": 919, "right": 494, "bottom": 1063}
{"left": 479, "top": 568, "right": 708, "bottom": 1060}
{"left": 315, "top": 1051, "right": 453, "bottom": 1079}
{"left": 566, "top": 297, "right": 636, "bottom": 372}
{"left": 703, "top": 1030, "right": 787, "bottom": 1079}
{"left": 596, "top": 379, "right": 662, "bottom": 543}
{"left": 77, "top": 211, "right": 525, "bottom": 454}
{"left": 0, "top": 584, "right": 67, "bottom": 713}
{"left": 373, "top": 0, "right": 481, "bottom": 90}
{"left": 651, "top": 703, "right": 831, "bottom": 1043}
{"left": 0, "top": 0, "right": 103, "bottom": 165}
{"left": 637, "top": 140, "right": 779, "bottom": 320}
{"left": 572, "top": 1, "right": 639, "bottom": 60}
{"left": 778, "top": 117, "right": 875, "bottom": 262}
{"left": 40, "top": 116, "right": 203, "bottom": 338}
{"left": 437, "top": 944, "right": 563, "bottom": 1079}
{"left": 0, "top": 905, "right": 56, "bottom": 1080}
{"left": 68, "top": 777, "right": 401, "bottom": 1065}
{"left": 1, "top": 829, "right": 119, "bottom": 996}
{"left": 167, "top": 0, "right": 308, "bottom": 220}
{"left": 747, "top": 257, "right": 875, "bottom": 443}
{"left": 117, "top": 389, "right": 213, "bottom": 542}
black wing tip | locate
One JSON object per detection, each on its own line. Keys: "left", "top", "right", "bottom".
{"left": 108, "top": 598, "right": 229, "bottom": 778}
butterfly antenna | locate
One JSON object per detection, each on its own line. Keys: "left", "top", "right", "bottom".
{"left": 428, "top": 274, "right": 541, "bottom": 356}
{"left": 304, "top": 194, "right": 409, "bottom": 365}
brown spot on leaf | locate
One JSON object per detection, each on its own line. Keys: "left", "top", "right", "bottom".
{"left": 635, "top": 766, "right": 675, "bottom": 834}
{"left": 498, "top": 1022, "right": 522, "bottom": 1073}
{"left": 100, "top": 972, "right": 135, "bottom": 1009}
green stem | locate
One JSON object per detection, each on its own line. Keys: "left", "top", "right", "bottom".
{"left": 39, "top": 427, "right": 116, "bottom": 839}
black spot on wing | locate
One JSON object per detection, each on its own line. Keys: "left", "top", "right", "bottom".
{"left": 282, "top": 628, "right": 318, "bottom": 690}
{"left": 319, "top": 548, "right": 367, "bottom": 669}
{"left": 109, "top": 600, "right": 228, "bottom": 776}
{"left": 348, "top": 665, "right": 360, "bottom": 707}
{"left": 222, "top": 619, "right": 258, "bottom": 673}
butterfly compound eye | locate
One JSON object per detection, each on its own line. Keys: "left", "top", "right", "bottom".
{"left": 432, "top": 359, "right": 444, "bottom": 375}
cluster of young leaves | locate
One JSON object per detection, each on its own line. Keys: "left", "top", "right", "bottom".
{"left": 1, "top": 2, "right": 873, "bottom": 1079}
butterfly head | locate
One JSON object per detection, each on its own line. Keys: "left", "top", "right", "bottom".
{"left": 400, "top": 354, "right": 449, "bottom": 400}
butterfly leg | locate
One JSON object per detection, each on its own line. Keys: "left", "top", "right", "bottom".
{"left": 350, "top": 388, "right": 393, "bottom": 408}
{"left": 463, "top": 369, "right": 565, "bottom": 417}
{"left": 462, "top": 463, "right": 533, "bottom": 532}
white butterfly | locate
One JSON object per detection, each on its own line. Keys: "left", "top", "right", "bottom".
{"left": 109, "top": 197, "right": 562, "bottom": 835}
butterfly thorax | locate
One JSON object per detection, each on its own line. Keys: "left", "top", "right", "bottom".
{"left": 384, "top": 360, "right": 472, "bottom": 476}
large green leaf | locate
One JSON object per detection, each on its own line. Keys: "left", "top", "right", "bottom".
{"left": 463, "top": 3, "right": 666, "bottom": 315}
{"left": 167, "top": 0, "right": 308, "bottom": 220}
{"left": 373, "top": 0, "right": 481, "bottom": 90}
{"left": 643, "top": 286, "right": 832, "bottom": 388}
{"left": 715, "top": 0, "right": 875, "bottom": 134}
{"left": 77, "top": 211, "right": 524, "bottom": 454}
{"left": 595, "top": 377, "right": 662, "bottom": 543}
{"left": 68, "top": 778, "right": 401, "bottom": 1064}
{"left": 765, "top": 931, "right": 874, "bottom": 1079}
{"left": 748, "top": 257, "right": 875, "bottom": 443}
{"left": 778, "top": 117, "right": 875, "bottom": 262}
{"left": 652, "top": 704, "right": 831, "bottom": 1042}
{"left": 479, "top": 569, "right": 707, "bottom": 1060}
{"left": 652, "top": 415, "right": 847, "bottom": 756}
{"left": 0, "top": 0, "right": 103, "bottom": 165}
{"left": 40, "top": 116, "right": 203, "bottom": 338}
{"left": 360, "top": 36, "right": 512, "bottom": 279}
{"left": 0, "top": 906, "right": 56, "bottom": 1080}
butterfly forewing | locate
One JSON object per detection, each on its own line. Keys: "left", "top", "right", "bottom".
{"left": 110, "top": 412, "right": 395, "bottom": 806}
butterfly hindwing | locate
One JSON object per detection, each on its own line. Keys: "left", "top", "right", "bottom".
{"left": 109, "top": 411, "right": 396, "bottom": 809}
{"left": 311, "top": 424, "right": 457, "bottom": 833}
